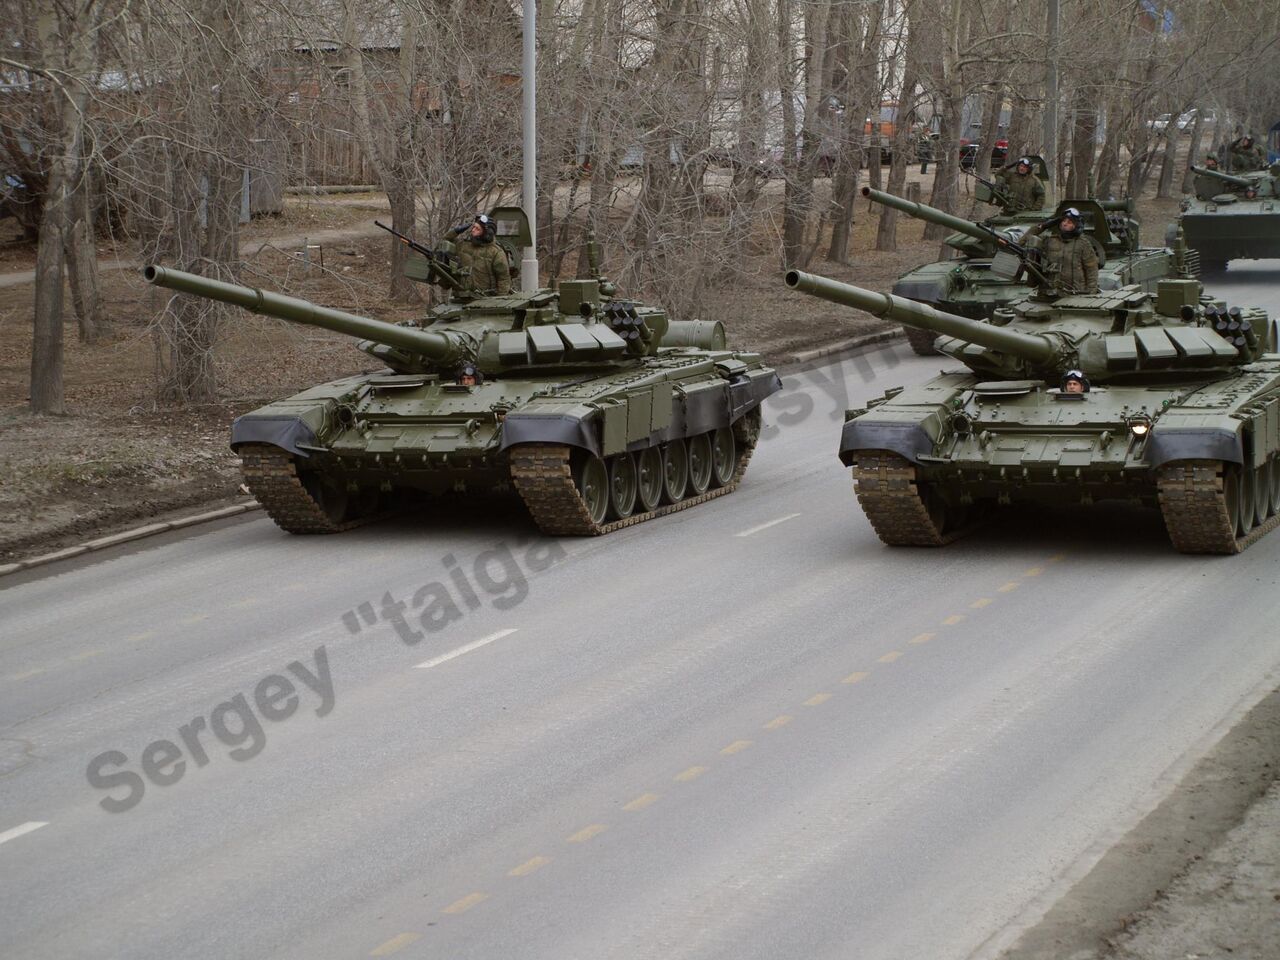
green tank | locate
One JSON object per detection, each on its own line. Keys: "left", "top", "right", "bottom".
{"left": 784, "top": 269, "right": 1280, "bottom": 554}
{"left": 143, "top": 208, "right": 780, "bottom": 536}
{"left": 869, "top": 188, "right": 1198, "bottom": 356}
{"left": 1176, "top": 164, "right": 1280, "bottom": 273}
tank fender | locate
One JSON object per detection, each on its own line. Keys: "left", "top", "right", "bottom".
{"left": 500, "top": 413, "right": 603, "bottom": 458}
{"left": 1145, "top": 426, "right": 1244, "bottom": 468}
{"left": 838, "top": 419, "right": 937, "bottom": 466}
{"left": 230, "top": 415, "right": 320, "bottom": 458}
{"left": 728, "top": 370, "right": 783, "bottom": 420}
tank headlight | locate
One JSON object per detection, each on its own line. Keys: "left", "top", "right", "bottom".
{"left": 949, "top": 412, "right": 973, "bottom": 435}
{"left": 1128, "top": 415, "right": 1152, "bottom": 437}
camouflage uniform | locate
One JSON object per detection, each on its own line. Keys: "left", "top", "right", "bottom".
{"left": 995, "top": 167, "right": 1046, "bottom": 212}
{"left": 1036, "top": 233, "right": 1099, "bottom": 296}
{"left": 454, "top": 236, "right": 511, "bottom": 295}
{"left": 1229, "top": 140, "right": 1266, "bottom": 172}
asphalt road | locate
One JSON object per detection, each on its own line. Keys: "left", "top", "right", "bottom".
{"left": 3, "top": 264, "right": 1280, "bottom": 960}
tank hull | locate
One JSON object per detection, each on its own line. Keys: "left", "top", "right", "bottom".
{"left": 233, "top": 351, "right": 781, "bottom": 534}
{"left": 840, "top": 365, "right": 1280, "bottom": 552}
{"left": 1180, "top": 201, "right": 1280, "bottom": 267}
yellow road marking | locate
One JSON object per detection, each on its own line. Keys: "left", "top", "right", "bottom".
{"left": 970, "top": 597, "right": 993, "bottom": 609}
{"left": 10, "top": 668, "right": 45, "bottom": 682}
{"left": 908, "top": 633, "right": 935, "bottom": 645}
{"left": 623, "top": 793, "right": 660, "bottom": 812}
{"left": 284, "top": 582, "right": 308, "bottom": 591}
{"left": 1048, "top": 553, "right": 1066, "bottom": 562}
{"left": 842, "top": 671, "right": 869, "bottom": 684}
{"left": 877, "top": 651, "right": 903, "bottom": 663}
{"left": 70, "top": 649, "right": 104, "bottom": 661}
{"left": 567, "top": 824, "right": 608, "bottom": 843}
{"left": 370, "top": 932, "right": 421, "bottom": 955}
{"left": 942, "top": 614, "right": 965, "bottom": 626}
{"left": 231, "top": 597, "right": 260, "bottom": 609}
{"left": 179, "top": 613, "right": 209, "bottom": 625}
{"left": 125, "top": 630, "right": 156, "bottom": 643}
{"left": 1024, "top": 566, "right": 1044, "bottom": 577}
{"left": 997, "top": 582, "right": 1020, "bottom": 593}
{"left": 508, "top": 856, "right": 551, "bottom": 877}
{"left": 442, "top": 892, "right": 488, "bottom": 915}
{"left": 803, "top": 693, "right": 831, "bottom": 706}
{"left": 675, "top": 766, "right": 708, "bottom": 782}
{"left": 764, "top": 715, "right": 793, "bottom": 730}
{"left": 720, "top": 740, "right": 753, "bottom": 755}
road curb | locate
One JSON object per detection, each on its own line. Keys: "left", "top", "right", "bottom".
{"left": 782, "top": 328, "right": 904, "bottom": 369}
{"left": 0, "top": 502, "right": 262, "bottom": 579}
{"left": 0, "top": 331, "right": 899, "bottom": 580}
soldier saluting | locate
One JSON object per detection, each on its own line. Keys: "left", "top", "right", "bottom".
{"left": 1228, "top": 135, "right": 1266, "bottom": 172}
{"left": 1025, "top": 207, "right": 1099, "bottom": 297}
{"left": 445, "top": 213, "right": 512, "bottom": 295}
{"left": 994, "top": 156, "right": 1046, "bottom": 212}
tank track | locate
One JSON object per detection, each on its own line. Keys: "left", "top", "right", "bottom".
{"left": 903, "top": 325, "right": 938, "bottom": 356}
{"left": 1157, "top": 460, "right": 1280, "bottom": 555}
{"left": 509, "top": 418, "right": 760, "bottom": 536}
{"left": 240, "top": 444, "right": 377, "bottom": 534}
{"left": 852, "top": 452, "right": 973, "bottom": 546}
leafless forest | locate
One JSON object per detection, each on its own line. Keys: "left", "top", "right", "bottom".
{"left": 3, "top": 0, "right": 1278, "bottom": 414}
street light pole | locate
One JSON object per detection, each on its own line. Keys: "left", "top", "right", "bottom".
{"left": 521, "top": 0, "right": 539, "bottom": 292}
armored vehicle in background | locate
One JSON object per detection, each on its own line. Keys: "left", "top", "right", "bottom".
{"left": 785, "top": 269, "right": 1280, "bottom": 554}
{"left": 868, "top": 187, "right": 1199, "bottom": 356}
{"left": 145, "top": 207, "right": 780, "bottom": 536}
{"left": 1177, "top": 164, "right": 1280, "bottom": 273}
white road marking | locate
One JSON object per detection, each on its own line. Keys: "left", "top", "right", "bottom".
{"left": 735, "top": 513, "right": 802, "bottom": 538}
{"left": 414, "top": 629, "right": 519, "bottom": 670}
{"left": 0, "top": 821, "right": 48, "bottom": 847}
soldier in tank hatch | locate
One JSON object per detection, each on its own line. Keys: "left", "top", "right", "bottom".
{"left": 1229, "top": 135, "right": 1266, "bottom": 172}
{"left": 1026, "top": 207, "right": 1100, "bottom": 297}
{"left": 446, "top": 214, "right": 512, "bottom": 295}
{"left": 995, "top": 156, "right": 1046, "bottom": 212}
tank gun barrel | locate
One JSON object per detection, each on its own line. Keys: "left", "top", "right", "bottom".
{"left": 784, "top": 270, "right": 1056, "bottom": 365}
{"left": 861, "top": 186, "right": 999, "bottom": 243}
{"left": 143, "top": 265, "right": 465, "bottom": 363}
{"left": 1190, "top": 165, "right": 1254, "bottom": 188}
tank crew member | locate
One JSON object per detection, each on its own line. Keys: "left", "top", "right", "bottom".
{"left": 447, "top": 214, "right": 512, "bottom": 295}
{"left": 995, "top": 156, "right": 1046, "bottom": 212}
{"left": 1229, "top": 135, "right": 1266, "bottom": 172}
{"left": 1203, "top": 154, "right": 1220, "bottom": 171}
{"left": 1028, "top": 207, "right": 1100, "bottom": 297}
{"left": 1060, "top": 369, "right": 1090, "bottom": 394}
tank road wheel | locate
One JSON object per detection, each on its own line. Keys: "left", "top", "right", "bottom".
{"left": 607, "top": 453, "right": 639, "bottom": 520}
{"left": 1269, "top": 458, "right": 1280, "bottom": 517}
{"left": 687, "top": 433, "right": 714, "bottom": 496}
{"left": 852, "top": 451, "right": 973, "bottom": 546}
{"left": 661, "top": 440, "right": 689, "bottom": 504}
{"left": 904, "top": 326, "right": 939, "bottom": 356}
{"left": 710, "top": 427, "right": 736, "bottom": 487}
{"left": 636, "top": 447, "right": 663, "bottom": 512}
{"left": 574, "top": 453, "right": 610, "bottom": 526}
{"left": 239, "top": 444, "right": 383, "bottom": 534}
{"left": 1238, "top": 465, "right": 1257, "bottom": 534}
{"left": 1253, "top": 461, "right": 1271, "bottom": 524}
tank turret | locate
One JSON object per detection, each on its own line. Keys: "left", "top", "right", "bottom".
{"left": 144, "top": 264, "right": 724, "bottom": 378}
{"left": 784, "top": 269, "right": 1270, "bottom": 384}
{"left": 1189, "top": 165, "right": 1257, "bottom": 190}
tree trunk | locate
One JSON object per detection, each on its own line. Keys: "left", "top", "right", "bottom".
{"left": 31, "top": 171, "right": 68, "bottom": 414}
{"left": 1181, "top": 108, "right": 1206, "bottom": 193}
{"left": 65, "top": 165, "right": 103, "bottom": 343}
{"left": 1155, "top": 126, "right": 1179, "bottom": 198}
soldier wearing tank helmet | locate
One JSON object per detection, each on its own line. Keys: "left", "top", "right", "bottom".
{"left": 444, "top": 213, "right": 512, "bottom": 295}
{"left": 1228, "top": 134, "right": 1266, "bottom": 172}
{"left": 995, "top": 156, "right": 1046, "bottom": 212}
{"left": 1026, "top": 207, "right": 1099, "bottom": 297}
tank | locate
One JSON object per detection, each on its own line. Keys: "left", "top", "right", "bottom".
{"left": 143, "top": 208, "right": 781, "bottom": 536}
{"left": 1175, "top": 163, "right": 1280, "bottom": 273}
{"left": 784, "top": 269, "right": 1280, "bottom": 554}
{"left": 869, "top": 187, "right": 1199, "bottom": 356}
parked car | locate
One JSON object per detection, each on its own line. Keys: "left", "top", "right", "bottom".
{"left": 959, "top": 138, "right": 1009, "bottom": 170}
